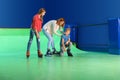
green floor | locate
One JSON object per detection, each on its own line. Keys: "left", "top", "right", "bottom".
{"left": 0, "top": 29, "right": 120, "bottom": 80}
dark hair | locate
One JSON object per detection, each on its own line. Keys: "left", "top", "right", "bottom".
{"left": 57, "top": 18, "right": 65, "bottom": 27}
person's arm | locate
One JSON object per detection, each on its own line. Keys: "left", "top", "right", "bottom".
{"left": 54, "top": 30, "right": 62, "bottom": 36}
{"left": 32, "top": 17, "right": 40, "bottom": 39}
{"left": 66, "top": 38, "right": 70, "bottom": 45}
{"left": 59, "top": 26, "right": 64, "bottom": 34}
{"left": 34, "top": 30, "right": 40, "bottom": 39}
{"left": 51, "top": 23, "right": 62, "bottom": 36}
{"left": 33, "top": 28, "right": 40, "bottom": 39}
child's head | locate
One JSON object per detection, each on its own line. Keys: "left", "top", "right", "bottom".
{"left": 38, "top": 8, "right": 46, "bottom": 16}
{"left": 65, "top": 28, "right": 71, "bottom": 35}
{"left": 57, "top": 18, "right": 65, "bottom": 27}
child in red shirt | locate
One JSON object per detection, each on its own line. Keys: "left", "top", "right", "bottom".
{"left": 26, "top": 8, "right": 46, "bottom": 58}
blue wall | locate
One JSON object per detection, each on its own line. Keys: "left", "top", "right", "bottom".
{"left": 1, "top": 0, "right": 120, "bottom": 27}
{"left": 45, "top": 0, "right": 120, "bottom": 25}
{"left": 0, "top": 0, "right": 44, "bottom": 28}
{"left": 44, "top": 0, "right": 120, "bottom": 52}
{"left": 1, "top": 0, "right": 120, "bottom": 52}
{"left": 77, "top": 24, "right": 109, "bottom": 52}
{"left": 108, "top": 18, "right": 120, "bottom": 54}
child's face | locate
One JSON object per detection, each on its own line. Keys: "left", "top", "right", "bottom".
{"left": 66, "top": 30, "right": 70, "bottom": 35}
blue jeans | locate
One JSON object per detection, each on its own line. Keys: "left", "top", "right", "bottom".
{"left": 27, "top": 29, "right": 40, "bottom": 51}
{"left": 43, "top": 29, "right": 55, "bottom": 49}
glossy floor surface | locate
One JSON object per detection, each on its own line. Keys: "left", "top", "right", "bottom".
{"left": 0, "top": 29, "right": 120, "bottom": 80}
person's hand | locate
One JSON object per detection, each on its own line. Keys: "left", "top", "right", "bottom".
{"left": 36, "top": 34, "right": 40, "bottom": 39}
{"left": 66, "top": 41, "right": 69, "bottom": 45}
{"left": 59, "top": 34, "right": 62, "bottom": 37}
{"left": 63, "top": 47, "right": 66, "bottom": 52}
{"left": 35, "top": 30, "right": 40, "bottom": 39}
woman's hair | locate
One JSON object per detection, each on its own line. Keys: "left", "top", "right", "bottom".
{"left": 38, "top": 8, "right": 46, "bottom": 21}
{"left": 38, "top": 8, "right": 46, "bottom": 14}
{"left": 57, "top": 18, "right": 65, "bottom": 27}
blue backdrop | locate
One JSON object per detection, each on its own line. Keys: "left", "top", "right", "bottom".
{"left": 0, "top": 0, "right": 120, "bottom": 27}
{"left": 1, "top": 0, "right": 120, "bottom": 52}
{"left": 0, "top": 0, "right": 44, "bottom": 28}
{"left": 44, "top": 0, "right": 120, "bottom": 52}
{"left": 45, "top": 0, "right": 120, "bottom": 25}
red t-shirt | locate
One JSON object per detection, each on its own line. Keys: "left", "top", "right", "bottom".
{"left": 32, "top": 14, "right": 43, "bottom": 32}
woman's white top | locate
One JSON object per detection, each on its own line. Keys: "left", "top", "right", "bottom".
{"left": 43, "top": 20, "right": 62, "bottom": 36}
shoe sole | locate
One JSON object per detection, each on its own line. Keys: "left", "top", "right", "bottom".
{"left": 45, "top": 54, "right": 52, "bottom": 57}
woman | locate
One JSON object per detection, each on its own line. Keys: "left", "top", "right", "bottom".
{"left": 43, "top": 18, "right": 65, "bottom": 56}
{"left": 26, "top": 8, "right": 46, "bottom": 58}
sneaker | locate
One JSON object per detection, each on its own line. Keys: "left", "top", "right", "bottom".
{"left": 52, "top": 48, "right": 58, "bottom": 55}
{"left": 57, "top": 51, "right": 64, "bottom": 56}
{"left": 26, "top": 51, "right": 30, "bottom": 58}
{"left": 45, "top": 49, "right": 52, "bottom": 57}
{"left": 52, "top": 50, "right": 59, "bottom": 55}
{"left": 67, "top": 49, "right": 73, "bottom": 57}
{"left": 38, "top": 50, "right": 43, "bottom": 58}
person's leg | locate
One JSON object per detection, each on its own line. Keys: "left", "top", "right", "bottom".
{"left": 35, "top": 33, "right": 40, "bottom": 51}
{"left": 35, "top": 32, "right": 43, "bottom": 58}
{"left": 68, "top": 42, "right": 72, "bottom": 50}
{"left": 51, "top": 37, "right": 55, "bottom": 49}
{"left": 67, "top": 42, "right": 73, "bottom": 57}
{"left": 26, "top": 29, "right": 34, "bottom": 58}
{"left": 51, "top": 37, "right": 58, "bottom": 54}
{"left": 43, "top": 30, "right": 53, "bottom": 49}
{"left": 43, "top": 30, "right": 53, "bottom": 56}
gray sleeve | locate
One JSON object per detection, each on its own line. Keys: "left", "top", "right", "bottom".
{"left": 51, "top": 22, "right": 62, "bottom": 36}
